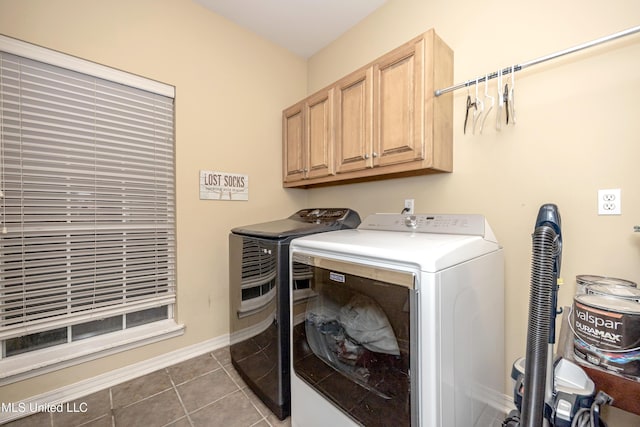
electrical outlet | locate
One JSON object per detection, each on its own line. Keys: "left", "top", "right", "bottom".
{"left": 404, "top": 199, "right": 415, "bottom": 214}
{"left": 598, "top": 189, "right": 621, "bottom": 215}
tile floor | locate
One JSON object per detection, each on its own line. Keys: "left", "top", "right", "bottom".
{"left": 3, "top": 347, "right": 290, "bottom": 427}
{"left": 5, "top": 346, "right": 639, "bottom": 427}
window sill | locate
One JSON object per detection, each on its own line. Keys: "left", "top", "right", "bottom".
{"left": 0, "top": 320, "right": 184, "bottom": 386}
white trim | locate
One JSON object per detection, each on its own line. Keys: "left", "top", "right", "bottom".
{"left": 0, "top": 332, "right": 230, "bottom": 424}
{"left": 0, "top": 34, "right": 175, "bottom": 98}
{"left": 471, "top": 379, "right": 516, "bottom": 417}
{"left": 494, "top": 390, "right": 517, "bottom": 416}
{"left": 0, "top": 320, "right": 185, "bottom": 385}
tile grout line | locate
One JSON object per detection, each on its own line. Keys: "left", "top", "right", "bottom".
{"left": 168, "top": 352, "right": 250, "bottom": 425}
{"left": 61, "top": 390, "right": 117, "bottom": 427}
{"left": 183, "top": 388, "right": 248, "bottom": 422}
{"left": 217, "top": 361, "right": 271, "bottom": 426}
{"left": 218, "top": 362, "right": 245, "bottom": 391}
{"left": 110, "top": 368, "right": 183, "bottom": 413}
{"left": 255, "top": 344, "right": 282, "bottom": 424}
{"left": 166, "top": 367, "right": 195, "bottom": 427}
{"left": 214, "top": 348, "right": 290, "bottom": 427}
{"left": 170, "top": 366, "right": 223, "bottom": 388}
{"left": 113, "top": 385, "right": 175, "bottom": 411}
{"left": 109, "top": 388, "right": 115, "bottom": 427}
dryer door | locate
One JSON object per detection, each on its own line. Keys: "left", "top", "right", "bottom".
{"left": 291, "top": 253, "right": 417, "bottom": 426}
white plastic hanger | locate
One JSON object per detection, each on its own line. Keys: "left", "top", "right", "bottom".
{"left": 480, "top": 74, "right": 494, "bottom": 134}
{"left": 472, "top": 78, "right": 484, "bottom": 134}
{"left": 509, "top": 65, "right": 516, "bottom": 125}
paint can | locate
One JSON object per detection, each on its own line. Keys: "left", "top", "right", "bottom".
{"left": 586, "top": 284, "right": 640, "bottom": 301}
{"left": 575, "top": 275, "right": 637, "bottom": 295}
{"left": 572, "top": 294, "right": 640, "bottom": 379}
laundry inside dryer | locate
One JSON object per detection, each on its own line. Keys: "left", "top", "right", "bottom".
{"left": 292, "top": 262, "right": 413, "bottom": 426}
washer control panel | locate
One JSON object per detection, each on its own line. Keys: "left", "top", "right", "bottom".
{"left": 359, "top": 213, "right": 489, "bottom": 237}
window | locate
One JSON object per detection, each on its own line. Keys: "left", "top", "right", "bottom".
{"left": 0, "top": 35, "right": 176, "bottom": 371}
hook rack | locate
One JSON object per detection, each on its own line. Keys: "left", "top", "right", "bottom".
{"left": 434, "top": 25, "right": 640, "bottom": 97}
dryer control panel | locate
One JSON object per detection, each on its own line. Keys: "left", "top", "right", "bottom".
{"left": 291, "top": 208, "right": 360, "bottom": 226}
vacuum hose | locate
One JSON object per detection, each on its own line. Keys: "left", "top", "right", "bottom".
{"left": 521, "top": 206, "right": 562, "bottom": 427}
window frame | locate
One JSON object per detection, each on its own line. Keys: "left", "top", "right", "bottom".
{"left": 0, "top": 35, "right": 181, "bottom": 384}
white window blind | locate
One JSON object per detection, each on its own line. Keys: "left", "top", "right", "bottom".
{"left": 0, "top": 42, "right": 176, "bottom": 342}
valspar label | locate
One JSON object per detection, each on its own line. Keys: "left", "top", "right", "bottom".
{"left": 573, "top": 294, "right": 640, "bottom": 379}
{"left": 573, "top": 302, "right": 624, "bottom": 348}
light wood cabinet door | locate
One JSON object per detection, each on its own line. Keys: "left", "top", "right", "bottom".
{"left": 374, "top": 36, "right": 424, "bottom": 167}
{"left": 282, "top": 89, "right": 335, "bottom": 184}
{"left": 335, "top": 67, "right": 373, "bottom": 174}
{"left": 282, "top": 102, "right": 305, "bottom": 183}
{"left": 305, "top": 88, "right": 334, "bottom": 179}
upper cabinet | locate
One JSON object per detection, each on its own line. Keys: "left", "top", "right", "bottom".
{"left": 283, "top": 87, "right": 334, "bottom": 183}
{"left": 283, "top": 29, "right": 453, "bottom": 188}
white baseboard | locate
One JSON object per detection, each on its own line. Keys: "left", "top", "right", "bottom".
{"left": 0, "top": 333, "right": 230, "bottom": 424}
{"left": 473, "top": 383, "right": 517, "bottom": 420}
{"left": 496, "top": 390, "right": 517, "bottom": 415}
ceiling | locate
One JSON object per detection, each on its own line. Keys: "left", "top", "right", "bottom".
{"left": 194, "top": 0, "right": 388, "bottom": 58}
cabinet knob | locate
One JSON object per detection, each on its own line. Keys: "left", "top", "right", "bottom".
{"left": 372, "top": 152, "right": 378, "bottom": 158}
{"left": 364, "top": 154, "right": 370, "bottom": 159}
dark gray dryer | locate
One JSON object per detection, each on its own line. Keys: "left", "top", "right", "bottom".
{"left": 228, "top": 208, "right": 361, "bottom": 420}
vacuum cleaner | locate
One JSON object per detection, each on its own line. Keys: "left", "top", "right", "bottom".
{"left": 503, "top": 204, "right": 612, "bottom": 427}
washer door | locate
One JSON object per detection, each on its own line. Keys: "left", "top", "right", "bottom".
{"left": 291, "top": 253, "right": 417, "bottom": 426}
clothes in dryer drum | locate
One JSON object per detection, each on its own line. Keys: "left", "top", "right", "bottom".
{"left": 291, "top": 254, "right": 415, "bottom": 426}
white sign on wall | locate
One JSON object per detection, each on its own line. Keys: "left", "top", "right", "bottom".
{"left": 199, "top": 170, "right": 249, "bottom": 201}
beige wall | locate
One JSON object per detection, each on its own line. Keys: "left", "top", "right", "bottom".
{"left": 306, "top": 0, "right": 640, "bottom": 390}
{"left": 0, "top": 0, "right": 308, "bottom": 401}
{"left": 1, "top": 0, "right": 639, "bottom": 404}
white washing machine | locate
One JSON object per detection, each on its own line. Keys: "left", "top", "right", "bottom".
{"left": 289, "top": 213, "right": 505, "bottom": 427}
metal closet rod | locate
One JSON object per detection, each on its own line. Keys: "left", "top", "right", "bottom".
{"left": 434, "top": 25, "right": 640, "bottom": 97}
